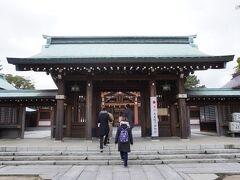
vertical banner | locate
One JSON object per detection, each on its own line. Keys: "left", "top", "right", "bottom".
{"left": 150, "top": 96, "right": 159, "bottom": 137}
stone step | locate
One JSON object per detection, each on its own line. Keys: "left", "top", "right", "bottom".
{"left": 1, "top": 148, "right": 240, "bottom": 156}
{"left": 1, "top": 144, "right": 240, "bottom": 152}
{"left": 0, "top": 153, "right": 239, "bottom": 161}
{"left": 0, "top": 158, "right": 240, "bottom": 165}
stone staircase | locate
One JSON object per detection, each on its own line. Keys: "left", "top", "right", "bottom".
{"left": 1, "top": 146, "right": 240, "bottom": 165}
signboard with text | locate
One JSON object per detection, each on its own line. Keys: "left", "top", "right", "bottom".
{"left": 55, "top": 95, "right": 65, "bottom": 100}
{"left": 150, "top": 96, "right": 159, "bottom": 137}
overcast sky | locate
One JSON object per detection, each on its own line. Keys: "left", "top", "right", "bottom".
{"left": 0, "top": 0, "right": 239, "bottom": 89}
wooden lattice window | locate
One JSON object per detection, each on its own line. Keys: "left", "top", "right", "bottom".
{"left": 222, "top": 106, "right": 231, "bottom": 123}
{"left": 0, "top": 107, "right": 18, "bottom": 125}
{"left": 78, "top": 99, "right": 86, "bottom": 123}
{"left": 200, "top": 106, "right": 216, "bottom": 122}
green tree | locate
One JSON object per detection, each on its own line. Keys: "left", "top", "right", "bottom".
{"left": 184, "top": 74, "right": 205, "bottom": 89}
{"left": 5, "top": 74, "right": 35, "bottom": 89}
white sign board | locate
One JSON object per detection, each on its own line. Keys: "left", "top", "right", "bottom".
{"left": 150, "top": 96, "right": 159, "bottom": 137}
{"left": 229, "top": 122, "right": 240, "bottom": 132}
{"left": 55, "top": 95, "right": 65, "bottom": 100}
{"left": 38, "top": 121, "right": 51, "bottom": 126}
{"left": 232, "top": 113, "right": 240, "bottom": 122}
{"left": 177, "top": 93, "right": 187, "bottom": 99}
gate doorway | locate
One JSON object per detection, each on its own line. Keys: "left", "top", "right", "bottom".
{"left": 100, "top": 91, "right": 142, "bottom": 137}
{"left": 65, "top": 79, "right": 182, "bottom": 139}
{"left": 24, "top": 107, "right": 53, "bottom": 139}
{"left": 93, "top": 80, "right": 150, "bottom": 138}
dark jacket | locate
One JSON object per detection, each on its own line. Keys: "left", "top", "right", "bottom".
{"left": 123, "top": 108, "right": 134, "bottom": 128}
{"left": 115, "top": 123, "right": 133, "bottom": 152}
{"left": 97, "top": 110, "right": 110, "bottom": 136}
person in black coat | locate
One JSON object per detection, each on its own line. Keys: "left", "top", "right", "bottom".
{"left": 123, "top": 104, "right": 134, "bottom": 129}
{"left": 115, "top": 117, "right": 133, "bottom": 167}
{"left": 97, "top": 107, "right": 110, "bottom": 152}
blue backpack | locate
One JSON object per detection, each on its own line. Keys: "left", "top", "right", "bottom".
{"left": 119, "top": 127, "right": 129, "bottom": 143}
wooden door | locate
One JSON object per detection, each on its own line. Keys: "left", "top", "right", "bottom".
{"left": 71, "top": 95, "right": 86, "bottom": 137}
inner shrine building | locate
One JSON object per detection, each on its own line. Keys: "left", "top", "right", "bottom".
{"left": 7, "top": 35, "right": 234, "bottom": 140}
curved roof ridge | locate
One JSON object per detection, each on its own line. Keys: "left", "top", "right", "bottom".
{"left": 42, "top": 35, "right": 197, "bottom": 45}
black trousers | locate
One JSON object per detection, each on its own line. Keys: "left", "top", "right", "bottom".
{"left": 120, "top": 151, "right": 128, "bottom": 166}
{"left": 100, "top": 133, "right": 109, "bottom": 149}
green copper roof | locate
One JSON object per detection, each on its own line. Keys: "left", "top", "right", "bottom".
{"left": 31, "top": 35, "right": 208, "bottom": 58}
{"left": 0, "top": 89, "right": 57, "bottom": 99}
{"left": 31, "top": 44, "right": 208, "bottom": 59}
{"left": 0, "top": 88, "right": 239, "bottom": 100}
{"left": 7, "top": 35, "right": 234, "bottom": 65}
{"left": 186, "top": 88, "right": 240, "bottom": 97}
{"left": 0, "top": 74, "right": 16, "bottom": 90}
{"left": 222, "top": 74, "right": 240, "bottom": 88}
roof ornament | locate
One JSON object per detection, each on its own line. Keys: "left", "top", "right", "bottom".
{"left": 43, "top": 35, "right": 52, "bottom": 47}
{"left": 188, "top": 35, "right": 197, "bottom": 48}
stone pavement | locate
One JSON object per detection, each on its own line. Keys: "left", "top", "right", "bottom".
{"left": 1, "top": 127, "right": 240, "bottom": 150}
{"left": 0, "top": 163, "right": 240, "bottom": 180}
{"left": 1, "top": 128, "right": 240, "bottom": 179}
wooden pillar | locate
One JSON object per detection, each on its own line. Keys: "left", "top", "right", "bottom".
{"left": 170, "top": 104, "right": 177, "bottom": 136}
{"left": 66, "top": 105, "right": 72, "bottom": 137}
{"left": 186, "top": 106, "right": 191, "bottom": 138}
{"left": 19, "top": 105, "right": 26, "bottom": 139}
{"left": 134, "top": 96, "right": 139, "bottom": 125}
{"left": 50, "top": 106, "right": 55, "bottom": 138}
{"left": 95, "top": 90, "right": 102, "bottom": 137}
{"left": 85, "top": 80, "right": 93, "bottom": 140}
{"left": 177, "top": 76, "right": 189, "bottom": 139}
{"left": 55, "top": 79, "right": 65, "bottom": 141}
{"left": 92, "top": 88, "right": 97, "bottom": 137}
{"left": 216, "top": 105, "right": 224, "bottom": 136}
{"left": 149, "top": 80, "right": 158, "bottom": 137}
{"left": 140, "top": 89, "right": 146, "bottom": 137}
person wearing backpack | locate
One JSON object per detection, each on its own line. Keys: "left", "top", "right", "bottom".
{"left": 115, "top": 116, "right": 133, "bottom": 167}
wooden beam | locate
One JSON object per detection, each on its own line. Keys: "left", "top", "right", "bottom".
{"left": 17, "top": 61, "right": 227, "bottom": 72}
{"left": 187, "top": 100, "right": 240, "bottom": 106}
{"left": 0, "top": 102, "right": 56, "bottom": 106}
{"left": 65, "top": 74, "right": 178, "bottom": 81}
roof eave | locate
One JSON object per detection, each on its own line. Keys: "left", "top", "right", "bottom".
{"left": 7, "top": 55, "right": 235, "bottom": 65}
